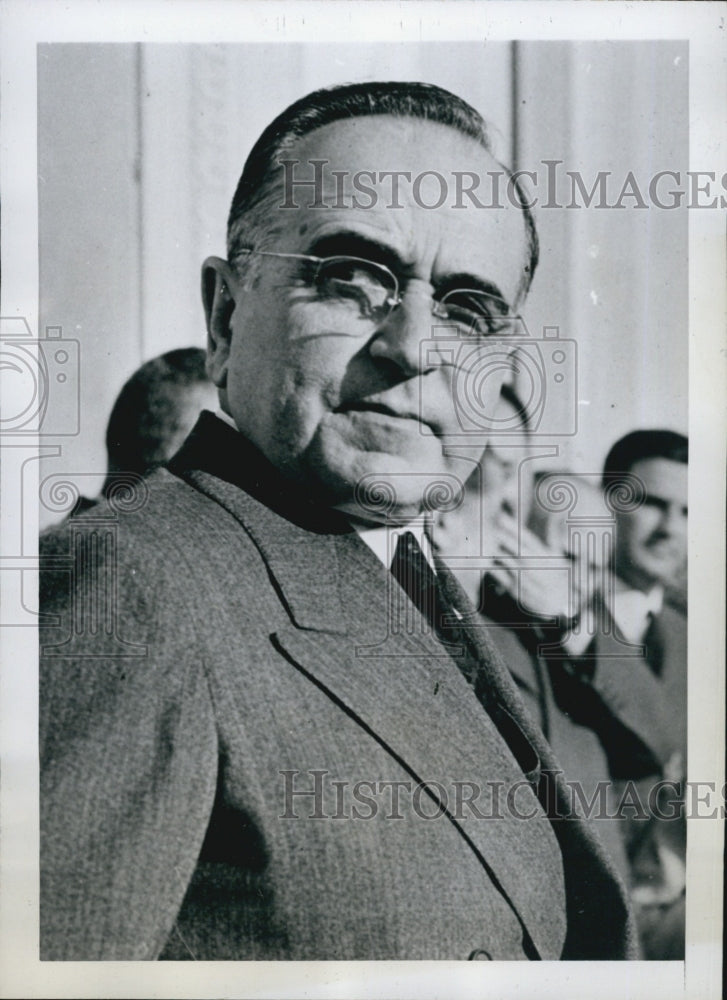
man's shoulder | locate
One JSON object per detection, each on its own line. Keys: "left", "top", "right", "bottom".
{"left": 40, "top": 466, "right": 263, "bottom": 594}
{"left": 43, "top": 466, "right": 246, "bottom": 542}
{"left": 660, "top": 599, "right": 686, "bottom": 631}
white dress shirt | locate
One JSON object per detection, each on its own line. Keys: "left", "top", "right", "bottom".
{"left": 561, "top": 574, "right": 664, "bottom": 658}
{"left": 605, "top": 577, "right": 664, "bottom": 645}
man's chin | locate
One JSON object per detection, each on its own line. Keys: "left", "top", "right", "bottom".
{"left": 640, "top": 547, "right": 682, "bottom": 579}
{"left": 303, "top": 442, "right": 453, "bottom": 522}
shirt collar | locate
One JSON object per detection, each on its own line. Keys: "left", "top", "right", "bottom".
{"left": 215, "top": 408, "right": 237, "bottom": 430}
{"left": 606, "top": 578, "right": 664, "bottom": 643}
{"left": 353, "top": 521, "right": 436, "bottom": 571}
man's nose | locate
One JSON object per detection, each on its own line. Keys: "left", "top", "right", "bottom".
{"left": 368, "top": 286, "right": 436, "bottom": 376}
{"left": 661, "top": 502, "right": 687, "bottom": 536}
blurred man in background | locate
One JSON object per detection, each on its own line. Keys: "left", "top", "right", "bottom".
{"left": 72, "top": 347, "right": 216, "bottom": 513}
{"left": 557, "top": 429, "right": 688, "bottom": 959}
{"left": 437, "top": 421, "right": 688, "bottom": 957}
{"left": 103, "top": 347, "right": 217, "bottom": 489}
{"left": 434, "top": 385, "right": 630, "bottom": 881}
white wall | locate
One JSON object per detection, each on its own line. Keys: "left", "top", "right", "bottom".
{"left": 515, "top": 41, "right": 688, "bottom": 475}
{"left": 38, "top": 41, "right": 687, "bottom": 525}
{"left": 38, "top": 45, "right": 143, "bottom": 517}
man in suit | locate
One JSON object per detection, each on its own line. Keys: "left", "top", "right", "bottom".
{"left": 553, "top": 430, "right": 688, "bottom": 959}
{"left": 40, "top": 81, "right": 635, "bottom": 961}
{"left": 437, "top": 416, "right": 688, "bottom": 958}
{"left": 555, "top": 430, "right": 688, "bottom": 782}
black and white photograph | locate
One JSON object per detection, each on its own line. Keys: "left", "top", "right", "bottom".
{"left": 0, "top": 3, "right": 724, "bottom": 998}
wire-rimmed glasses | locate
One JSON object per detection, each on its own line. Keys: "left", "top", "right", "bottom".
{"left": 233, "top": 249, "right": 521, "bottom": 339}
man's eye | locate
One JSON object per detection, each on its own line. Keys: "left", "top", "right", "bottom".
{"left": 317, "top": 258, "right": 388, "bottom": 292}
{"left": 440, "top": 291, "right": 511, "bottom": 335}
{"left": 444, "top": 290, "right": 505, "bottom": 317}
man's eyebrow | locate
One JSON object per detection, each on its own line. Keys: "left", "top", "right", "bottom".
{"left": 438, "top": 272, "right": 509, "bottom": 307}
{"left": 305, "top": 232, "right": 405, "bottom": 272}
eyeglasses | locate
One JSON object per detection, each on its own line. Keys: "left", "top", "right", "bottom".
{"left": 233, "top": 249, "right": 521, "bottom": 339}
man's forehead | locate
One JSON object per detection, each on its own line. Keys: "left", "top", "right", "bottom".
{"left": 631, "top": 457, "right": 688, "bottom": 495}
{"left": 286, "top": 114, "right": 496, "bottom": 171}
{"left": 260, "top": 113, "right": 529, "bottom": 298}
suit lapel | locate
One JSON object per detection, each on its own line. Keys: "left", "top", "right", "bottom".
{"left": 432, "top": 561, "right": 637, "bottom": 958}
{"left": 167, "top": 415, "right": 633, "bottom": 958}
{"left": 270, "top": 532, "right": 566, "bottom": 960}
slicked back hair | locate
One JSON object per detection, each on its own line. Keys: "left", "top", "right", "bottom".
{"left": 226, "top": 81, "right": 539, "bottom": 299}
{"left": 602, "top": 429, "right": 688, "bottom": 491}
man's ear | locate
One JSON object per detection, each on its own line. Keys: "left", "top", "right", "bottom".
{"left": 201, "top": 256, "right": 236, "bottom": 388}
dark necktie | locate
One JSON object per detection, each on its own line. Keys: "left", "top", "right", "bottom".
{"left": 390, "top": 531, "right": 478, "bottom": 685}
{"left": 643, "top": 611, "right": 664, "bottom": 676}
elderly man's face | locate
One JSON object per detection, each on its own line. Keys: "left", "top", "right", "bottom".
{"left": 613, "top": 457, "right": 688, "bottom": 591}
{"left": 206, "top": 115, "right": 528, "bottom": 517}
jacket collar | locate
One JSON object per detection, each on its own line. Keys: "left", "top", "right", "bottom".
{"left": 165, "top": 412, "right": 632, "bottom": 959}
{"left": 168, "top": 411, "right": 353, "bottom": 536}
{"left": 167, "top": 412, "right": 350, "bottom": 633}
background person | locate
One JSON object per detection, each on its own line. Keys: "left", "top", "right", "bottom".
{"left": 71, "top": 347, "right": 217, "bottom": 514}
{"left": 437, "top": 422, "right": 688, "bottom": 957}
{"left": 103, "top": 347, "right": 217, "bottom": 490}
{"left": 555, "top": 429, "right": 688, "bottom": 959}
{"left": 434, "top": 385, "right": 631, "bottom": 882}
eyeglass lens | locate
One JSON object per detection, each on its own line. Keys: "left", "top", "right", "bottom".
{"left": 281, "top": 252, "right": 517, "bottom": 338}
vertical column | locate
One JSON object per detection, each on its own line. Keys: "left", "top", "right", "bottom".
{"left": 38, "top": 44, "right": 142, "bottom": 527}
{"left": 138, "top": 45, "right": 199, "bottom": 357}
{"left": 41, "top": 497, "right": 149, "bottom": 659}
{"left": 513, "top": 42, "right": 688, "bottom": 473}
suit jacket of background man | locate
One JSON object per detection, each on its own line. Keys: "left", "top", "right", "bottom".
{"left": 544, "top": 591, "right": 687, "bottom": 960}
{"left": 555, "top": 593, "right": 687, "bottom": 785}
{"left": 472, "top": 605, "right": 631, "bottom": 886}
{"left": 39, "top": 413, "right": 636, "bottom": 961}
{"left": 478, "top": 583, "right": 686, "bottom": 867}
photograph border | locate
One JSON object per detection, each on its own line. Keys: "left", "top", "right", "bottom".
{"left": 1, "top": 3, "right": 724, "bottom": 998}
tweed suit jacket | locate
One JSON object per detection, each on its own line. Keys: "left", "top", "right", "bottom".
{"left": 40, "top": 414, "right": 636, "bottom": 961}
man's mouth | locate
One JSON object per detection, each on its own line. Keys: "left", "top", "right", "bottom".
{"left": 645, "top": 536, "right": 680, "bottom": 558}
{"left": 336, "top": 400, "right": 429, "bottom": 427}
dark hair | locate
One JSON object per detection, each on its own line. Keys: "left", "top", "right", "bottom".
{"left": 104, "top": 348, "right": 212, "bottom": 486}
{"left": 602, "top": 429, "right": 688, "bottom": 490}
{"left": 227, "top": 81, "right": 538, "bottom": 298}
